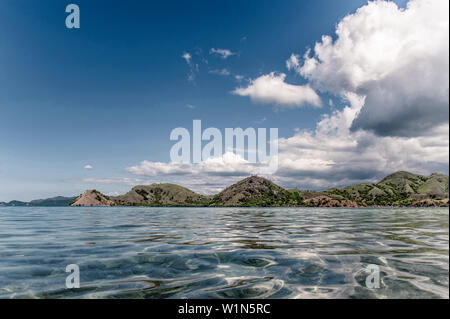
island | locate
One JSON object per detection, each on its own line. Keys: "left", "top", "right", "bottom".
{"left": 68, "top": 171, "right": 449, "bottom": 208}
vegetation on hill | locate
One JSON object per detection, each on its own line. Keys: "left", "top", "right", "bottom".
{"left": 0, "top": 196, "right": 76, "bottom": 207}
{"left": 209, "top": 176, "right": 304, "bottom": 207}
{"left": 113, "top": 183, "right": 210, "bottom": 206}
{"left": 323, "top": 171, "right": 449, "bottom": 207}
{"left": 3, "top": 171, "right": 448, "bottom": 207}
{"left": 29, "top": 196, "right": 77, "bottom": 207}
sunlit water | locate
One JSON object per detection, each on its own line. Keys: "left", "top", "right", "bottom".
{"left": 0, "top": 207, "right": 448, "bottom": 299}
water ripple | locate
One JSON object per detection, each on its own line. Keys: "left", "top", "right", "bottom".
{"left": 0, "top": 207, "right": 448, "bottom": 298}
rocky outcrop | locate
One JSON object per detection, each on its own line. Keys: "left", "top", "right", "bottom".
{"left": 304, "top": 195, "right": 359, "bottom": 207}
{"left": 70, "top": 190, "right": 115, "bottom": 207}
{"left": 410, "top": 198, "right": 449, "bottom": 207}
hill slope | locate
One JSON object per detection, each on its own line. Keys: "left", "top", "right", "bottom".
{"left": 10, "top": 170, "right": 446, "bottom": 207}
{"left": 70, "top": 190, "right": 115, "bottom": 207}
{"left": 29, "top": 196, "right": 77, "bottom": 206}
{"left": 209, "top": 176, "right": 304, "bottom": 207}
{"left": 0, "top": 196, "right": 76, "bottom": 207}
{"left": 324, "top": 171, "right": 449, "bottom": 206}
{"left": 114, "top": 183, "right": 210, "bottom": 206}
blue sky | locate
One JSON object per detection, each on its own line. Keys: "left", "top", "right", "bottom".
{"left": 1, "top": 0, "right": 447, "bottom": 201}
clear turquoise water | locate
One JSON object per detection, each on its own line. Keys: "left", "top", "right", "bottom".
{"left": 0, "top": 207, "right": 448, "bottom": 299}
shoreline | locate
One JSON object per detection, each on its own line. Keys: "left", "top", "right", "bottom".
{"left": 2, "top": 205, "right": 448, "bottom": 208}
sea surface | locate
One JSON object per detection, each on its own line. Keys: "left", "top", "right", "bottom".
{"left": 0, "top": 207, "right": 448, "bottom": 299}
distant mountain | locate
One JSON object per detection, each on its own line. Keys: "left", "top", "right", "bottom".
{"left": 29, "top": 196, "right": 77, "bottom": 206}
{"left": 2, "top": 200, "right": 29, "bottom": 206}
{"left": 0, "top": 196, "right": 76, "bottom": 207}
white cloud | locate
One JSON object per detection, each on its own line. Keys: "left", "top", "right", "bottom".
{"left": 181, "top": 51, "right": 199, "bottom": 83}
{"left": 125, "top": 153, "right": 265, "bottom": 194}
{"left": 181, "top": 52, "right": 192, "bottom": 64}
{"left": 186, "top": 104, "right": 196, "bottom": 109}
{"left": 106, "top": 191, "right": 120, "bottom": 197}
{"left": 210, "top": 48, "right": 237, "bottom": 59}
{"left": 275, "top": 93, "right": 449, "bottom": 189}
{"left": 121, "top": 0, "right": 448, "bottom": 193}
{"left": 125, "top": 92, "right": 448, "bottom": 192}
{"left": 296, "top": 0, "right": 449, "bottom": 137}
{"left": 286, "top": 53, "right": 300, "bottom": 72}
{"left": 83, "top": 165, "right": 93, "bottom": 170}
{"left": 255, "top": 117, "right": 267, "bottom": 124}
{"left": 235, "top": 74, "right": 244, "bottom": 82}
{"left": 209, "top": 68, "right": 231, "bottom": 76}
{"left": 232, "top": 72, "right": 321, "bottom": 108}
{"left": 126, "top": 152, "right": 261, "bottom": 178}
{"left": 82, "top": 178, "right": 143, "bottom": 185}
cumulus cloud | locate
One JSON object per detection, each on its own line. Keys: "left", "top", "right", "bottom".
{"left": 275, "top": 93, "right": 449, "bottom": 189}
{"left": 83, "top": 165, "right": 93, "bottom": 170}
{"left": 125, "top": 92, "right": 448, "bottom": 192}
{"left": 210, "top": 48, "right": 237, "bottom": 59}
{"left": 296, "top": 0, "right": 449, "bottom": 137}
{"left": 126, "top": 152, "right": 261, "bottom": 178}
{"left": 232, "top": 72, "right": 321, "bottom": 108}
{"left": 121, "top": 0, "right": 448, "bottom": 192}
{"left": 125, "top": 152, "right": 266, "bottom": 194}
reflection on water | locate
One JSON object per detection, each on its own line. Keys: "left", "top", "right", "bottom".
{"left": 0, "top": 207, "right": 448, "bottom": 299}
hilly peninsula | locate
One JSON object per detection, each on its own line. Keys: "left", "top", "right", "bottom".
{"left": 0, "top": 196, "right": 77, "bottom": 207}
{"left": 69, "top": 171, "right": 449, "bottom": 208}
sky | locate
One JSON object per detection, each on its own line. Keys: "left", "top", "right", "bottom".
{"left": 0, "top": 0, "right": 448, "bottom": 201}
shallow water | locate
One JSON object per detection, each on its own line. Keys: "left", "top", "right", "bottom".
{"left": 0, "top": 207, "right": 448, "bottom": 299}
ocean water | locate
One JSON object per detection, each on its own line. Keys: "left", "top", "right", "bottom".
{"left": 0, "top": 207, "right": 448, "bottom": 299}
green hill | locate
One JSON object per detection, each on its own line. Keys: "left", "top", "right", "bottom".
{"left": 209, "top": 176, "right": 304, "bottom": 207}
{"left": 113, "top": 183, "right": 210, "bottom": 206}
{"left": 324, "top": 171, "right": 449, "bottom": 206}
{"left": 5, "top": 171, "right": 447, "bottom": 207}
{"left": 72, "top": 171, "right": 450, "bottom": 207}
